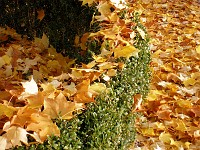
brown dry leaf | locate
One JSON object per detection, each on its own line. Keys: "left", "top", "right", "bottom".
{"left": 34, "top": 33, "right": 49, "bottom": 50}
{"left": 80, "top": 33, "right": 89, "bottom": 50}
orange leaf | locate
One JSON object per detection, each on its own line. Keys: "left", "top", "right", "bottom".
{"left": 156, "top": 110, "right": 171, "bottom": 120}
{"left": 190, "top": 105, "right": 200, "bottom": 117}
{"left": 74, "top": 79, "right": 95, "bottom": 103}
{"left": 3, "top": 126, "right": 28, "bottom": 147}
{"left": 26, "top": 112, "right": 60, "bottom": 142}
{"left": 43, "top": 92, "right": 84, "bottom": 119}
{"left": 37, "top": 9, "right": 45, "bottom": 21}
{"left": 26, "top": 91, "right": 45, "bottom": 108}
{"left": 11, "top": 107, "right": 37, "bottom": 127}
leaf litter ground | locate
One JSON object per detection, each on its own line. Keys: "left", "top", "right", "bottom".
{"left": 130, "top": 0, "right": 200, "bottom": 150}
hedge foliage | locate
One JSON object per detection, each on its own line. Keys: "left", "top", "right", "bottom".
{"left": 0, "top": 0, "right": 151, "bottom": 149}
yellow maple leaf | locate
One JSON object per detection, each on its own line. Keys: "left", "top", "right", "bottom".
{"left": 2, "top": 55, "right": 11, "bottom": 65}
{"left": 98, "top": 62, "right": 118, "bottom": 70}
{"left": 196, "top": 45, "right": 200, "bottom": 54}
{"left": 174, "top": 119, "right": 187, "bottom": 132}
{"left": 176, "top": 99, "right": 192, "bottom": 108}
{"left": 159, "top": 132, "right": 172, "bottom": 144}
{"left": 114, "top": 45, "right": 140, "bottom": 59}
{"left": 140, "top": 128, "right": 155, "bottom": 136}
{"left": 80, "top": 0, "right": 95, "bottom": 6}
{"left": 107, "top": 68, "right": 117, "bottom": 77}
{"left": 0, "top": 104, "right": 17, "bottom": 118}
{"left": 183, "top": 77, "right": 196, "bottom": 86}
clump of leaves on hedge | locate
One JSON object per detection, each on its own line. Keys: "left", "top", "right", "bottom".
{"left": 1, "top": 0, "right": 151, "bottom": 149}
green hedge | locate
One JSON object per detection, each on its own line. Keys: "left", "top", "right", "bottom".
{"left": 1, "top": 0, "right": 151, "bottom": 149}
{"left": 0, "top": 0, "right": 97, "bottom": 63}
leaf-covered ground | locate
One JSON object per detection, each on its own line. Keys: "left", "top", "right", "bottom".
{"left": 0, "top": 0, "right": 148, "bottom": 149}
{"left": 131, "top": 0, "right": 200, "bottom": 149}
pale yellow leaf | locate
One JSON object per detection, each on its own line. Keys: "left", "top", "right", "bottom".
{"left": 63, "top": 82, "right": 77, "bottom": 97}
{"left": 0, "top": 136, "right": 7, "bottom": 150}
{"left": 136, "top": 26, "right": 146, "bottom": 39}
{"left": 21, "top": 76, "right": 38, "bottom": 95}
{"left": 90, "top": 83, "right": 106, "bottom": 94}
